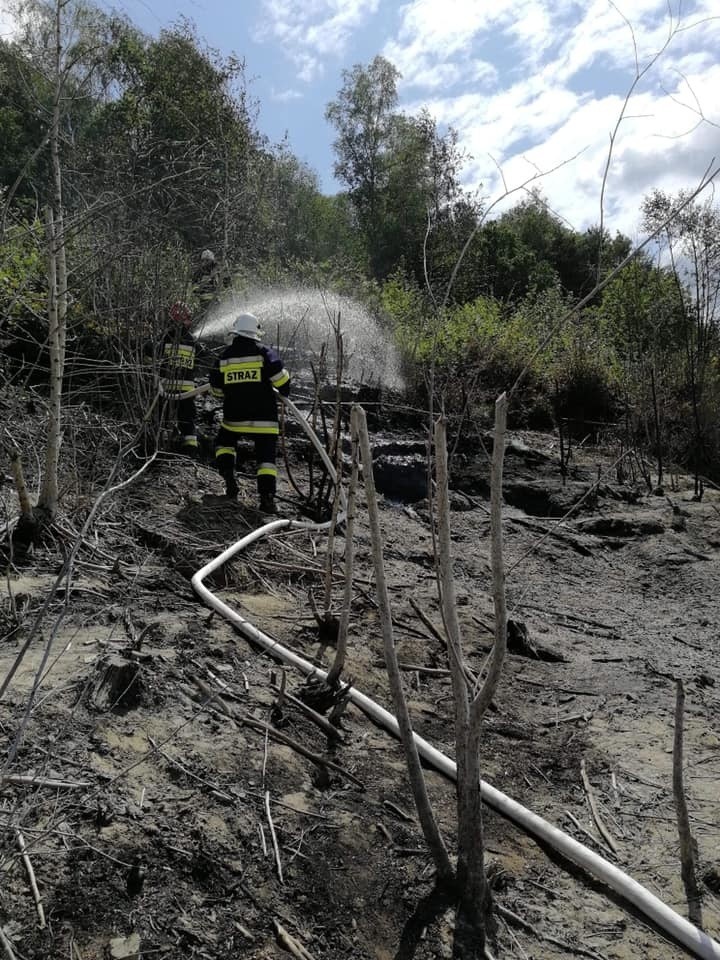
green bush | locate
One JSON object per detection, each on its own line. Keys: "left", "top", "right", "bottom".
{"left": 381, "top": 276, "right": 622, "bottom": 431}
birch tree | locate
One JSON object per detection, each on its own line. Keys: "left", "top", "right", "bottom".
{"left": 37, "top": 1, "right": 69, "bottom": 518}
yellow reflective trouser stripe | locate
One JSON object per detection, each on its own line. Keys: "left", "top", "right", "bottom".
{"left": 211, "top": 388, "right": 224, "bottom": 398}
{"left": 215, "top": 447, "right": 236, "bottom": 458}
{"left": 221, "top": 420, "right": 279, "bottom": 434}
{"left": 271, "top": 369, "right": 290, "bottom": 387}
{"left": 257, "top": 464, "right": 277, "bottom": 477}
{"left": 162, "top": 381, "right": 195, "bottom": 392}
{"left": 182, "top": 437, "right": 199, "bottom": 447}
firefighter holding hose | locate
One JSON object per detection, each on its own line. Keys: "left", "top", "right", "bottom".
{"left": 210, "top": 311, "right": 291, "bottom": 513}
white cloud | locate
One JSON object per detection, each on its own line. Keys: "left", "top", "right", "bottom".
{"left": 386, "top": 0, "right": 720, "bottom": 234}
{"left": 257, "top": 0, "right": 380, "bottom": 81}
{"left": 0, "top": 0, "right": 19, "bottom": 40}
{"left": 384, "top": 0, "right": 524, "bottom": 90}
{"left": 250, "top": 0, "right": 720, "bottom": 234}
{"left": 271, "top": 87, "right": 303, "bottom": 102}
{"left": 459, "top": 71, "right": 720, "bottom": 235}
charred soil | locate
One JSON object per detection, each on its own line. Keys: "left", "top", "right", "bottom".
{"left": 2, "top": 410, "right": 720, "bottom": 960}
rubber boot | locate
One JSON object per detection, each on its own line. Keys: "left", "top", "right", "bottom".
{"left": 181, "top": 440, "right": 200, "bottom": 460}
{"left": 259, "top": 494, "right": 276, "bottom": 515}
{"left": 220, "top": 469, "right": 238, "bottom": 499}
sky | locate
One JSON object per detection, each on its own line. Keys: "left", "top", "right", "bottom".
{"left": 2, "top": 0, "right": 719, "bottom": 239}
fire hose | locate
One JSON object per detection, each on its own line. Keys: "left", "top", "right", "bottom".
{"left": 174, "top": 386, "right": 719, "bottom": 959}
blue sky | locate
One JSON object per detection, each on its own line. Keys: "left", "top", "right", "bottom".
{"left": 2, "top": 0, "right": 719, "bottom": 238}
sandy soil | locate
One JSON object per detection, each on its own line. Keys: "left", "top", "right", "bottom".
{"left": 1, "top": 423, "right": 719, "bottom": 960}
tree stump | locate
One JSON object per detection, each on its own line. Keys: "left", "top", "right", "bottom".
{"left": 91, "top": 654, "right": 142, "bottom": 710}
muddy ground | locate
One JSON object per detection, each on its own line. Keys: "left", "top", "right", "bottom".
{"left": 1, "top": 409, "right": 719, "bottom": 960}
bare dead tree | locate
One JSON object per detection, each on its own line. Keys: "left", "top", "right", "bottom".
{"left": 326, "top": 403, "right": 360, "bottom": 688}
{"left": 321, "top": 313, "right": 345, "bottom": 614}
{"left": 36, "top": 0, "right": 70, "bottom": 521}
{"left": 355, "top": 404, "right": 455, "bottom": 888}
{"left": 433, "top": 399, "right": 507, "bottom": 957}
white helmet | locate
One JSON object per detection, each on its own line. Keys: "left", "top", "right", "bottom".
{"left": 200, "top": 249, "right": 215, "bottom": 263}
{"left": 231, "top": 312, "right": 261, "bottom": 340}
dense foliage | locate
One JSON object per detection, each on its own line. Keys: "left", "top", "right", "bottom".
{"left": 2, "top": 4, "right": 719, "bottom": 482}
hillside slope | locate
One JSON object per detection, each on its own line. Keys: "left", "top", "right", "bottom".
{"left": 2, "top": 417, "right": 719, "bottom": 960}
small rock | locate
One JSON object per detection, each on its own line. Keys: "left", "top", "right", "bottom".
{"left": 108, "top": 932, "right": 141, "bottom": 959}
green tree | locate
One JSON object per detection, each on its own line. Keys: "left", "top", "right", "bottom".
{"left": 253, "top": 147, "right": 359, "bottom": 267}
{"left": 597, "top": 258, "right": 685, "bottom": 484}
{"left": 326, "top": 55, "right": 399, "bottom": 249}
{"left": 642, "top": 189, "right": 720, "bottom": 489}
{"left": 81, "top": 19, "right": 257, "bottom": 256}
{"left": 441, "top": 194, "right": 634, "bottom": 307}
{"left": 0, "top": 38, "right": 52, "bottom": 214}
{"left": 326, "top": 56, "right": 467, "bottom": 282}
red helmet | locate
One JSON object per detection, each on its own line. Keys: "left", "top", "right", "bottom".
{"left": 169, "top": 301, "right": 191, "bottom": 324}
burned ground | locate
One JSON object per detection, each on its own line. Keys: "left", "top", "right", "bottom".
{"left": 1, "top": 411, "right": 719, "bottom": 960}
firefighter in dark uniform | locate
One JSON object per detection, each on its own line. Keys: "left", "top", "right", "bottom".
{"left": 210, "top": 312, "right": 290, "bottom": 513}
{"left": 160, "top": 301, "right": 201, "bottom": 456}
{"left": 192, "top": 249, "right": 221, "bottom": 319}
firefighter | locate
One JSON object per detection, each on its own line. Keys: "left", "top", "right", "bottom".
{"left": 210, "top": 311, "right": 291, "bottom": 513}
{"left": 192, "top": 249, "right": 221, "bottom": 315}
{"left": 160, "top": 301, "right": 201, "bottom": 456}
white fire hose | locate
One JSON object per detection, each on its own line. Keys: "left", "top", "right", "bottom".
{"left": 179, "top": 388, "right": 719, "bottom": 959}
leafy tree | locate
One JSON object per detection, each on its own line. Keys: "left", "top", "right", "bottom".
{"left": 252, "top": 148, "right": 359, "bottom": 267}
{"left": 440, "top": 193, "right": 634, "bottom": 307}
{"left": 326, "top": 54, "right": 400, "bottom": 254}
{"left": 642, "top": 189, "right": 720, "bottom": 489}
{"left": 558, "top": 224, "right": 632, "bottom": 298}
{"left": 385, "top": 110, "right": 467, "bottom": 285}
{"left": 0, "top": 217, "right": 48, "bottom": 384}
{"left": 326, "top": 56, "right": 466, "bottom": 281}
{"left": 79, "top": 19, "right": 257, "bottom": 256}
{"left": 599, "top": 257, "right": 684, "bottom": 358}
{"left": 0, "top": 38, "right": 52, "bottom": 212}
{"left": 597, "top": 258, "right": 686, "bottom": 483}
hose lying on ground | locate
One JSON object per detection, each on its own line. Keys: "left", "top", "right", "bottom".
{"left": 185, "top": 394, "right": 720, "bottom": 960}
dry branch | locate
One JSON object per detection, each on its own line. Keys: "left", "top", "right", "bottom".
{"left": 15, "top": 828, "right": 46, "bottom": 928}
{"left": 2, "top": 774, "right": 92, "bottom": 790}
{"left": 471, "top": 392, "right": 508, "bottom": 720}
{"left": 189, "top": 675, "right": 363, "bottom": 789}
{"left": 580, "top": 760, "right": 619, "bottom": 856}
{"left": 269, "top": 682, "right": 344, "bottom": 742}
{"left": 0, "top": 926, "right": 18, "bottom": 960}
{"left": 9, "top": 452, "right": 33, "bottom": 519}
{"left": 565, "top": 811, "right": 617, "bottom": 859}
{"left": 147, "top": 736, "right": 234, "bottom": 802}
{"left": 327, "top": 403, "right": 360, "bottom": 687}
{"left": 497, "top": 904, "right": 607, "bottom": 960}
{"left": 265, "top": 790, "right": 284, "bottom": 884}
{"left": 673, "top": 679, "right": 703, "bottom": 928}
{"left": 273, "top": 920, "right": 316, "bottom": 960}
{"left": 409, "top": 598, "right": 476, "bottom": 685}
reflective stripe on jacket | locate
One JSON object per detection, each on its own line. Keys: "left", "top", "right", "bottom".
{"left": 210, "top": 336, "right": 291, "bottom": 434}
{"left": 159, "top": 327, "right": 197, "bottom": 389}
